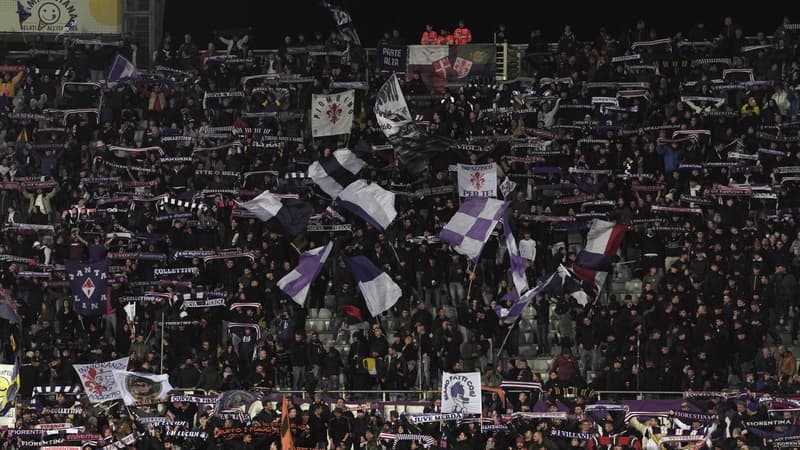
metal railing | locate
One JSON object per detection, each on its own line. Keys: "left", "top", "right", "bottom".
{"left": 250, "top": 389, "right": 691, "bottom": 402}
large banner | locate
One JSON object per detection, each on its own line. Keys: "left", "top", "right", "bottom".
{"left": 441, "top": 371, "right": 481, "bottom": 414}
{"left": 73, "top": 357, "right": 129, "bottom": 403}
{"left": 457, "top": 163, "right": 497, "bottom": 197}
{"left": 0, "top": 363, "right": 17, "bottom": 426}
{"left": 375, "top": 73, "right": 414, "bottom": 140}
{"left": 407, "top": 44, "right": 496, "bottom": 92}
{"left": 311, "top": 90, "right": 355, "bottom": 137}
{"left": 376, "top": 45, "right": 407, "bottom": 73}
{"left": 66, "top": 260, "right": 108, "bottom": 317}
{"left": 3, "top": 0, "right": 121, "bottom": 34}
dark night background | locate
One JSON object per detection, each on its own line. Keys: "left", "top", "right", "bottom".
{"left": 163, "top": 2, "right": 790, "bottom": 48}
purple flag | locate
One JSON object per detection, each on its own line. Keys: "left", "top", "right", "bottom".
{"left": 66, "top": 260, "right": 109, "bottom": 317}
{"left": 503, "top": 219, "right": 529, "bottom": 294}
{"left": 277, "top": 242, "right": 333, "bottom": 306}
{"left": 439, "top": 197, "right": 508, "bottom": 260}
{"left": 495, "top": 272, "right": 557, "bottom": 324}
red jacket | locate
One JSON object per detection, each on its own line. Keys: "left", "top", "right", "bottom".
{"left": 453, "top": 27, "right": 472, "bottom": 45}
{"left": 437, "top": 34, "right": 455, "bottom": 45}
{"left": 421, "top": 31, "right": 439, "bottom": 45}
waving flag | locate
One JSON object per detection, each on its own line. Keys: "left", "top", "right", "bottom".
{"left": 66, "top": 260, "right": 109, "bottom": 317}
{"left": 337, "top": 180, "right": 397, "bottom": 231}
{"left": 107, "top": 54, "right": 138, "bottom": 83}
{"left": 503, "top": 219, "right": 528, "bottom": 294}
{"left": 439, "top": 197, "right": 508, "bottom": 261}
{"left": 550, "top": 264, "right": 589, "bottom": 306}
{"left": 346, "top": 256, "right": 402, "bottom": 317}
{"left": 307, "top": 149, "right": 365, "bottom": 198}
{"left": 374, "top": 73, "right": 455, "bottom": 175}
{"left": 495, "top": 272, "right": 558, "bottom": 324}
{"left": 112, "top": 371, "right": 173, "bottom": 406}
{"left": 73, "top": 357, "right": 130, "bottom": 403}
{"left": 573, "top": 219, "right": 628, "bottom": 288}
{"left": 238, "top": 191, "right": 313, "bottom": 236}
{"left": 16, "top": 1, "right": 31, "bottom": 25}
{"left": 320, "top": 0, "right": 364, "bottom": 65}
{"left": 281, "top": 396, "right": 295, "bottom": 450}
{"left": 278, "top": 242, "right": 334, "bottom": 306}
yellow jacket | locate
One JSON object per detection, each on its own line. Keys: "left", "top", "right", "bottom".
{"left": 0, "top": 71, "right": 24, "bottom": 97}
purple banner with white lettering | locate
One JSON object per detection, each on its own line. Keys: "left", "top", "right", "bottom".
{"left": 377, "top": 45, "right": 407, "bottom": 73}
{"left": 66, "top": 260, "right": 109, "bottom": 317}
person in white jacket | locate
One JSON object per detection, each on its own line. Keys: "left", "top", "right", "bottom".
{"left": 771, "top": 84, "right": 791, "bottom": 116}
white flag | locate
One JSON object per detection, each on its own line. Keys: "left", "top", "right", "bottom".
{"left": 112, "top": 370, "right": 173, "bottom": 406}
{"left": 311, "top": 90, "right": 355, "bottom": 137}
{"left": 74, "top": 357, "right": 130, "bottom": 403}
{"left": 457, "top": 163, "right": 498, "bottom": 197}
{"left": 441, "top": 371, "right": 482, "bottom": 414}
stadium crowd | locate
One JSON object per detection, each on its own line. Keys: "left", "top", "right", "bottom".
{"left": 0, "top": 7, "right": 799, "bottom": 450}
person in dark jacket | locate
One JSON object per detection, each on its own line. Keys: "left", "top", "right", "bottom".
{"left": 289, "top": 332, "right": 309, "bottom": 390}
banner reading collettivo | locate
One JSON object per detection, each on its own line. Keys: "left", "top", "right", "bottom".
{"left": 2, "top": 0, "right": 121, "bottom": 34}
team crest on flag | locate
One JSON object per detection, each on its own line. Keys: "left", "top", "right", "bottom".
{"left": 312, "top": 90, "right": 355, "bottom": 137}
{"left": 73, "top": 357, "right": 130, "bottom": 403}
{"left": 433, "top": 57, "right": 451, "bottom": 77}
{"left": 453, "top": 57, "right": 473, "bottom": 78}
{"left": 499, "top": 176, "right": 517, "bottom": 198}
{"left": 457, "top": 163, "right": 497, "bottom": 197}
{"left": 441, "top": 371, "right": 481, "bottom": 414}
{"left": 66, "top": 260, "right": 109, "bottom": 317}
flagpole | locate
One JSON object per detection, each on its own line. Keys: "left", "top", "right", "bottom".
{"left": 465, "top": 261, "right": 473, "bottom": 301}
{"left": 159, "top": 311, "right": 165, "bottom": 374}
{"left": 494, "top": 321, "right": 515, "bottom": 366}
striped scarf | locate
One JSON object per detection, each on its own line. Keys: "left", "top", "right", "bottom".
{"left": 138, "top": 417, "right": 189, "bottom": 426}
{"left": 757, "top": 132, "right": 800, "bottom": 142}
{"left": 103, "top": 160, "right": 158, "bottom": 173}
{"left": 227, "top": 322, "right": 262, "bottom": 339}
{"left": 102, "top": 432, "right": 139, "bottom": 450}
{"left": 651, "top": 205, "right": 703, "bottom": 215}
{"left": 691, "top": 58, "right": 731, "bottom": 66}
{"left": 108, "top": 145, "right": 164, "bottom": 156}
{"left": 203, "top": 251, "right": 255, "bottom": 264}
{"left": 107, "top": 252, "right": 166, "bottom": 262}
{"left": 378, "top": 433, "right": 436, "bottom": 448}
{"left": 631, "top": 38, "right": 671, "bottom": 49}
{"left": 165, "top": 430, "right": 208, "bottom": 439}
{"left": 405, "top": 413, "right": 463, "bottom": 424}
{"left": 174, "top": 250, "right": 215, "bottom": 259}
{"left": 0, "top": 254, "right": 36, "bottom": 264}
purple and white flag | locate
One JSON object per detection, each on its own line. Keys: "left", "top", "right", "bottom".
{"left": 238, "top": 191, "right": 313, "bottom": 236}
{"left": 503, "top": 219, "right": 529, "bottom": 294}
{"left": 107, "top": 54, "right": 138, "bottom": 83}
{"left": 337, "top": 180, "right": 397, "bottom": 231}
{"left": 439, "top": 197, "right": 508, "bottom": 260}
{"left": 307, "top": 149, "right": 365, "bottom": 198}
{"left": 346, "top": 255, "right": 402, "bottom": 317}
{"left": 495, "top": 272, "right": 557, "bottom": 324}
{"left": 277, "top": 242, "right": 334, "bottom": 306}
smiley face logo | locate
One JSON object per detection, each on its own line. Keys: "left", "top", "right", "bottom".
{"left": 37, "top": 2, "right": 62, "bottom": 30}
